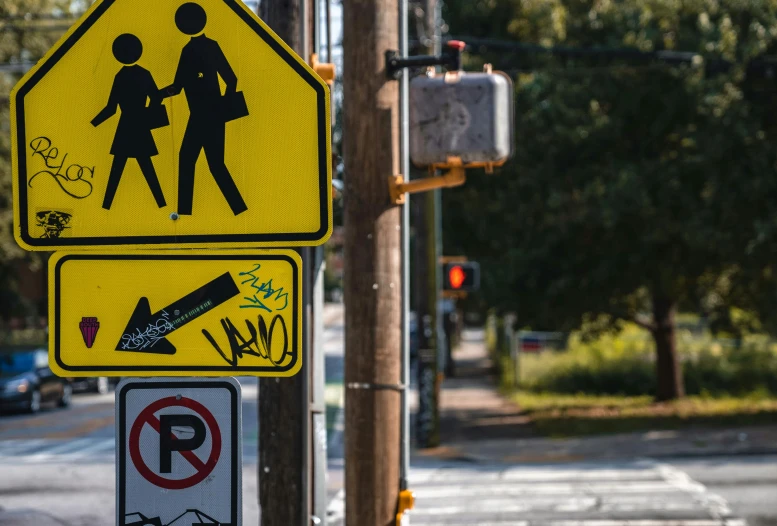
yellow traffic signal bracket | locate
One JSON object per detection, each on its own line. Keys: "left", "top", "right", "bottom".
{"left": 396, "top": 488, "right": 416, "bottom": 525}
{"left": 389, "top": 157, "right": 503, "bottom": 205}
{"left": 389, "top": 158, "right": 464, "bottom": 205}
{"left": 310, "top": 53, "right": 336, "bottom": 86}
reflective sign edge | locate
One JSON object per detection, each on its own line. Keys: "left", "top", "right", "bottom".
{"left": 12, "top": 0, "right": 332, "bottom": 251}
{"left": 115, "top": 377, "right": 242, "bottom": 526}
{"left": 48, "top": 249, "right": 303, "bottom": 377}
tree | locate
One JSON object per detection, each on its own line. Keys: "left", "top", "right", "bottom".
{"left": 0, "top": 1, "right": 80, "bottom": 319}
{"left": 441, "top": 0, "right": 777, "bottom": 400}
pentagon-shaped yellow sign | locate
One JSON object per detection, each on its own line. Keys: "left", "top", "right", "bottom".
{"left": 12, "top": 0, "right": 331, "bottom": 250}
{"left": 50, "top": 250, "right": 302, "bottom": 377}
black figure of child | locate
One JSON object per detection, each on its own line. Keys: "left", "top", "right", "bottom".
{"left": 160, "top": 2, "right": 249, "bottom": 216}
{"left": 92, "top": 34, "right": 167, "bottom": 211}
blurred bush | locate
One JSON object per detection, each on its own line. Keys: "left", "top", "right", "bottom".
{"left": 512, "top": 324, "right": 777, "bottom": 397}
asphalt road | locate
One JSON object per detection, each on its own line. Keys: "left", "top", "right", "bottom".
{"left": 326, "top": 455, "right": 777, "bottom": 526}
{"left": 0, "top": 378, "right": 261, "bottom": 525}
{"left": 0, "top": 376, "right": 259, "bottom": 455}
{"left": 1, "top": 304, "right": 775, "bottom": 526}
{"left": 669, "top": 455, "right": 777, "bottom": 526}
{"left": 0, "top": 304, "right": 346, "bottom": 526}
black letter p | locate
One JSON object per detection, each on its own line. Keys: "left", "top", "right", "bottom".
{"left": 159, "top": 414, "right": 206, "bottom": 473}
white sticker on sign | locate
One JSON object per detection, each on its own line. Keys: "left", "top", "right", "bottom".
{"left": 116, "top": 377, "right": 242, "bottom": 526}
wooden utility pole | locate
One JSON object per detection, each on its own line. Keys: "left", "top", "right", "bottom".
{"left": 257, "top": 1, "right": 309, "bottom": 525}
{"left": 260, "top": 0, "right": 300, "bottom": 47}
{"left": 342, "top": 0, "right": 402, "bottom": 521}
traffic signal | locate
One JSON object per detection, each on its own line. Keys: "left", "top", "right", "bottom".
{"left": 443, "top": 262, "right": 480, "bottom": 292}
{"left": 410, "top": 69, "right": 514, "bottom": 166}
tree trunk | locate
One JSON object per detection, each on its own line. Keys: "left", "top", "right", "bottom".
{"left": 652, "top": 296, "right": 685, "bottom": 401}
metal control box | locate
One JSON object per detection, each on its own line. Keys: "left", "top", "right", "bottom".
{"left": 410, "top": 71, "right": 514, "bottom": 166}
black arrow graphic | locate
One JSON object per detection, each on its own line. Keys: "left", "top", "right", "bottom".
{"left": 116, "top": 272, "right": 240, "bottom": 355}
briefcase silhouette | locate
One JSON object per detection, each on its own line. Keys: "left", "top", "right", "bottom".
{"left": 221, "top": 90, "right": 249, "bottom": 122}
{"left": 146, "top": 101, "right": 169, "bottom": 130}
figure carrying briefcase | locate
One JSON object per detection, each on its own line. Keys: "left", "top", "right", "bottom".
{"left": 221, "top": 90, "right": 249, "bottom": 123}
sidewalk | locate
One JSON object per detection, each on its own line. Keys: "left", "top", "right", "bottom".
{"left": 0, "top": 511, "right": 64, "bottom": 526}
{"left": 418, "top": 329, "right": 777, "bottom": 464}
{"left": 323, "top": 301, "right": 344, "bottom": 328}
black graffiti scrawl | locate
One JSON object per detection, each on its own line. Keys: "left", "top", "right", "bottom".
{"left": 117, "top": 272, "right": 240, "bottom": 355}
{"left": 160, "top": 2, "right": 250, "bottom": 216}
{"left": 35, "top": 210, "right": 72, "bottom": 238}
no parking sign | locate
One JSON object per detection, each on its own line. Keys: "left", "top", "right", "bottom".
{"left": 116, "top": 378, "right": 241, "bottom": 526}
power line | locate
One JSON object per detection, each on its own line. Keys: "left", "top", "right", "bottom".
{"left": 498, "top": 62, "right": 700, "bottom": 76}
{"left": 431, "top": 35, "right": 777, "bottom": 77}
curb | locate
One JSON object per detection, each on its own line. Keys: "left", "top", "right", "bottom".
{"left": 414, "top": 445, "right": 777, "bottom": 465}
{"left": 640, "top": 447, "right": 777, "bottom": 460}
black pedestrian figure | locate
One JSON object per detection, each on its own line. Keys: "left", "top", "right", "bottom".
{"left": 92, "top": 34, "right": 167, "bottom": 211}
{"left": 161, "top": 2, "right": 249, "bottom": 216}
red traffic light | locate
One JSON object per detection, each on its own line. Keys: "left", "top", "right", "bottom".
{"left": 442, "top": 261, "right": 480, "bottom": 292}
{"left": 449, "top": 265, "right": 466, "bottom": 289}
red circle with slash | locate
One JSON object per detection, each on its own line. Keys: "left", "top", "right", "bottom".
{"left": 129, "top": 396, "right": 221, "bottom": 490}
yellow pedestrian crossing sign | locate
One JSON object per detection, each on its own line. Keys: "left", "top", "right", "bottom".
{"left": 50, "top": 250, "right": 302, "bottom": 377}
{"left": 12, "top": 0, "right": 331, "bottom": 250}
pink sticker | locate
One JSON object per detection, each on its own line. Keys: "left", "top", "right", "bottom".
{"left": 79, "top": 317, "right": 100, "bottom": 348}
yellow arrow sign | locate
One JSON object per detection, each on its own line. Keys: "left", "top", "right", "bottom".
{"left": 13, "top": 0, "right": 331, "bottom": 250}
{"left": 49, "top": 250, "right": 302, "bottom": 377}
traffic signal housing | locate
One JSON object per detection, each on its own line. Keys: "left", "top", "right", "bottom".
{"left": 443, "top": 262, "right": 480, "bottom": 292}
{"left": 409, "top": 69, "right": 514, "bottom": 167}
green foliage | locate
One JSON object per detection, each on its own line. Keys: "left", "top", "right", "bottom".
{"left": 517, "top": 327, "right": 657, "bottom": 395}
{"left": 512, "top": 326, "right": 777, "bottom": 396}
{"left": 442, "top": 0, "right": 777, "bottom": 344}
{"left": 0, "top": 1, "right": 85, "bottom": 318}
{"left": 684, "top": 340, "right": 777, "bottom": 396}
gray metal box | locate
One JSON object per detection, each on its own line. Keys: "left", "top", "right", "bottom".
{"left": 410, "top": 71, "right": 514, "bottom": 166}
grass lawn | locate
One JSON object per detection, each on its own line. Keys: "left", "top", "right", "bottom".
{"left": 511, "top": 391, "right": 777, "bottom": 437}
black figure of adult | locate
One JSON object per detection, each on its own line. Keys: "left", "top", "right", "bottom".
{"left": 160, "top": 2, "right": 248, "bottom": 216}
{"left": 92, "top": 34, "right": 166, "bottom": 211}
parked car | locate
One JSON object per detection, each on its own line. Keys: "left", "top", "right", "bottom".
{"left": 0, "top": 348, "right": 72, "bottom": 413}
{"left": 70, "top": 376, "right": 120, "bottom": 394}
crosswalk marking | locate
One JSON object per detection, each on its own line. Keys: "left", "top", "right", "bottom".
{"left": 413, "top": 521, "right": 748, "bottom": 526}
{"left": 56, "top": 438, "right": 117, "bottom": 461}
{"left": 21, "top": 438, "right": 97, "bottom": 462}
{"left": 326, "top": 461, "right": 746, "bottom": 526}
{"left": 413, "top": 481, "right": 706, "bottom": 498}
{"left": 0, "top": 439, "right": 47, "bottom": 457}
{"left": 0, "top": 438, "right": 260, "bottom": 464}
